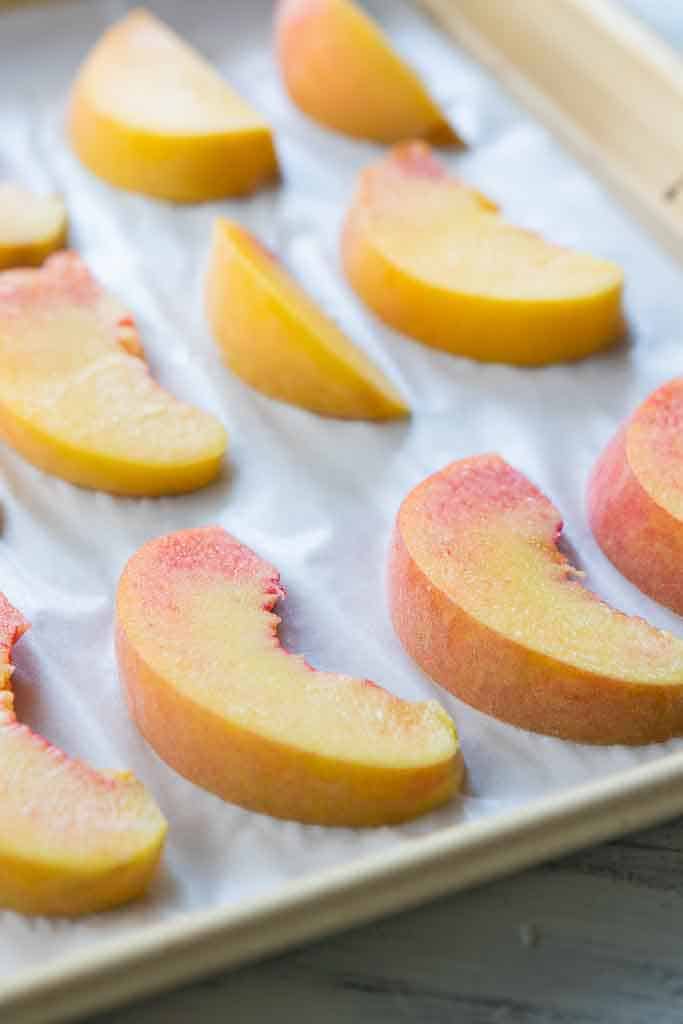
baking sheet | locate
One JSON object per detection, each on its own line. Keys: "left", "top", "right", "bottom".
{"left": 2, "top": 0, "right": 683, "bottom": 987}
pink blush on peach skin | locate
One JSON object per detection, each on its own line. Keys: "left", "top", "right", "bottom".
{"left": 590, "top": 378, "right": 683, "bottom": 616}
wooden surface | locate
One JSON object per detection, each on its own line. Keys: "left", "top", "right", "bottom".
{"left": 419, "top": 0, "right": 683, "bottom": 266}
{"left": 88, "top": 816, "right": 683, "bottom": 1024}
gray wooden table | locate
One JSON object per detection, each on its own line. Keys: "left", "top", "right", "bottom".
{"left": 89, "top": 5, "right": 683, "bottom": 1021}
{"left": 90, "top": 816, "right": 683, "bottom": 1024}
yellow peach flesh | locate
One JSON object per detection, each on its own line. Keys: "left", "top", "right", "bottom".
{"left": 275, "top": 0, "right": 459, "bottom": 144}
{"left": 343, "top": 143, "right": 624, "bottom": 364}
{"left": 206, "top": 219, "right": 408, "bottom": 419}
{"left": 0, "top": 594, "right": 166, "bottom": 915}
{"left": 392, "top": 455, "right": 683, "bottom": 744}
{"left": 0, "top": 185, "right": 67, "bottom": 270}
{"left": 68, "top": 8, "right": 278, "bottom": 201}
{"left": 117, "top": 527, "right": 460, "bottom": 825}
{"left": 411, "top": 462, "right": 683, "bottom": 678}
{"left": 0, "top": 252, "right": 226, "bottom": 494}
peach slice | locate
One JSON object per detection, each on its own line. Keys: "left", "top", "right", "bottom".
{"left": 589, "top": 378, "right": 683, "bottom": 616}
{"left": 116, "top": 527, "right": 460, "bottom": 826}
{"left": 68, "top": 9, "right": 278, "bottom": 201}
{"left": 275, "top": 0, "right": 459, "bottom": 144}
{"left": 0, "top": 252, "right": 226, "bottom": 494}
{"left": 0, "top": 592, "right": 166, "bottom": 915}
{"left": 343, "top": 143, "right": 624, "bottom": 365}
{"left": 0, "top": 185, "right": 67, "bottom": 270}
{"left": 205, "top": 218, "right": 408, "bottom": 420}
{"left": 390, "top": 454, "right": 683, "bottom": 745}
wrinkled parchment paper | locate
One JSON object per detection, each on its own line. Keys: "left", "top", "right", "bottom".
{"left": 2, "top": 0, "right": 683, "bottom": 983}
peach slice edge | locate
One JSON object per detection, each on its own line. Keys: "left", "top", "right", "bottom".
{"left": 0, "top": 251, "right": 227, "bottom": 495}
{"left": 68, "top": 8, "right": 278, "bottom": 202}
{"left": 116, "top": 526, "right": 461, "bottom": 826}
{"left": 275, "top": 0, "right": 461, "bottom": 145}
{"left": 390, "top": 454, "right": 683, "bottom": 745}
{"left": 0, "top": 185, "right": 68, "bottom": 270}
{"left": 0, "top": 592, "right": 166, "bottom": 916}
{"left": 342, "top": 143, "right": 624, "bottom": 365}
{"left": 205, "top": 218, "right": 409, "bottom": 420}
{"left": 589, "top": 378, "right": 683, "bottom": 616}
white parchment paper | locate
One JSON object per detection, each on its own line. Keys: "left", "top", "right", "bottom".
{"left": 2, "top": 0, "right": 683, "bottom": 981}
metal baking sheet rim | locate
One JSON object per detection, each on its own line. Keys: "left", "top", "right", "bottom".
{"left": 4, "top": 750, "right": 683, "bottom": 1023}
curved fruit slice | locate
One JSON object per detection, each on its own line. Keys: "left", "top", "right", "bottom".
{"left": 275, "top": 0, "right": 459, "bottom": 144}
{"left": 0, "top": 592, "right": 166, "bottom": 915}
{"left": 68, "top": 8, "right": 278, "bottom": 201}
{"left": 0, "top": 184, "right": 67, "bottom": 270}
{"left": 589, "top": 377, "right": 683, "bottom": 616}
{"left": 117, "top": 527, "right": 460, "bottom": 825}
{"left": 343, "top": 143, "right": 624, "bottom": 365}
{"left": 390, "top": 454, "right": 683, "bottom": 745}
{"left": 206, "top": 218, "right": 408, "bottom": 420}
{"left": 0, "top": 252, "right": 226, "bottom": 494}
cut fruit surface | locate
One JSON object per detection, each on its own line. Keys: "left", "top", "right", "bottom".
{"left": 0, "top": 592, "right": 166, "bottom": 915}
{"left": 205, "top": 219, "right": 408, "bottom": 419}
{"left": 68, "top": 8, "right": 278, "bottom": 201}
{"left": 0, "top": 252, "right": 226, "bottom": 494}
{"left": 390, "top": 455, "right": 683, "bottom": 744}
{"left": 0, "top": 184, "right": 67, "bottom": 270}
{"left": 117, "top": 526, "right": 460, "bottom": 825}
{"left": 275, "top": 0, "right": 459, "bottom": 144}
{"left": 589, "top": 377, "right": 683, "bottom": 615}
{"left": 343, "top": 143, "right": 624, "bottom": 364}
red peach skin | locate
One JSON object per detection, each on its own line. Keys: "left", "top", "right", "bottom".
{"left": 117, "top": 527, "right": 461, "bottom": 826}
{"left": 390, "top": 455, "right": 683, "bottom": 745}
{"left": 589, "top": 378, "right": 683, "bottom": 615}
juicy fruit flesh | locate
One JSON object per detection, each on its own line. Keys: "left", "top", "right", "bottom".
{"left": 0, "top": 185, "right": 66, "bottom": 247}
{"left": 0, "top": 714, "right": 162, "bottom": 869}
{"left": 217, "top": 221, "right": 407, "bottom": 414}
{"left": 3, "top": 306, "right": 217, "bottom": 463}
{"left": 363, "top": 174, "right": 621, "bottom": 302}
{"left": 118, "top": 528, "right": 455, "bottom": 768}
{"left": 627, "top": 378, "right": 683, "bottom": 519}
{"left": 276, "top": 0, "right": 457, "bottom": 144}
{"left": 0, "top": 253, "right": 225, "bottom": 473}
{"left": 78, "top": 9, "right": 267, "bottom": 135}
{"left": 402, "top": 456, "right": 683, "bottom": 682}
{"left": 0, "top": 593, "right": 165, "bottom": 886}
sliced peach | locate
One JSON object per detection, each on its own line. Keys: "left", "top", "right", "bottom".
{"left": 275, "top": 0, "right": 459, "bottom": 144}
{"left": 589, "top": 377, "right": 683, "bottom": 616}
{"left": 343, "top": 143, "right": 624, "bottom": 365}
{"left": 68, "top": 9, "right": 278, "bottom": 201}
{"left": 205, "top": 218, "right": 408, "bottom": 420}
{"left": 390, "top": 454, "right": 683, "bottom": 745}
{"left": 0, "top": 592, "right": 166, "bottom": 915}
{"left": 116, "top": 527, "right": 460, "bottom": 826}
{"left": 0, "top": 252, "right": 226, "bottom": 494}
{"left": 0, "top": 185, "right": 67, "bottom": 270}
